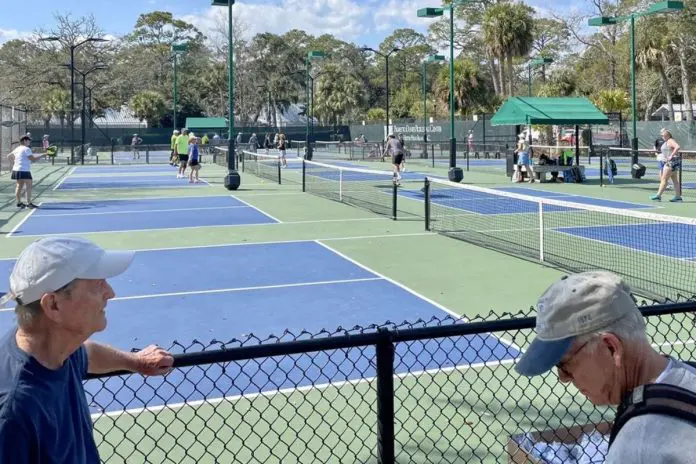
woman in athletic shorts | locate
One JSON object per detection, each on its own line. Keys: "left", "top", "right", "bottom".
{"left": 7, "top": 135, "right": 46, "bottom": 209}
{"left": 651, "top": 129, "right": 682, "bottom": 202}
{"left": 188, "top": 135, "right": 201, "bottom": 183}
{"left": 513, "top": 135, "right": 535, "bottom": 183}
{"left": 384, "top": 134, "right": 403, "bottom": 186}
{"left": 277, "top": 133, "right": 288, "bottom": 168}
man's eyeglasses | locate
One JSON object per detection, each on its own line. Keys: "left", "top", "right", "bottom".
{"left": 556, "top": 338, "right": 593, "bottom": 378}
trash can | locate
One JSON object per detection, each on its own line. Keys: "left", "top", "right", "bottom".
{"left": 506, "top": 151, "right": 516, "bottom": 178}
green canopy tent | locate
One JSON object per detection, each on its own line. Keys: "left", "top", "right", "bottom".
{"left": 184, "top": 117, "right": 228, "bottom": 136}
{"left": 490, "top": 97, "right": 609, "bottom": 171}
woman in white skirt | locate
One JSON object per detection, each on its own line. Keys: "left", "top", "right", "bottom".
{"left": 7, "top": 135, "right": 46, "bottom": 209}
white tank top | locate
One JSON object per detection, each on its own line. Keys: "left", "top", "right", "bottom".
{"left": 11, "top": 146, "right": 32, "bottom": 172}
{"left": 661, "top": 141, "right": 672, "bottom": 160}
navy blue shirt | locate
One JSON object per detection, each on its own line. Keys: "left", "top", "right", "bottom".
{"left": 0, "top": 328, "right": 99, "bottom": 463}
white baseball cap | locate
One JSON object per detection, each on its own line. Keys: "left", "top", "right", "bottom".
{"left": 515, "top": 271, "right": 640, "bottom": 377}
{"left": 2, "top": 236, "right": 134, "bottom": 306}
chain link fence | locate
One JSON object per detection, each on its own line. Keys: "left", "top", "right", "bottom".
{"left": 0, "top": 105, "right": 28, "bottom": 174}
{"left": 85, "top": 298, "right": 696, "bottom": 463}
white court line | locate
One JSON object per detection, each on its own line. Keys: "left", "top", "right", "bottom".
{"left": 5, "top": 203, "right": 42, "bottom": 238}
{"left": 0, "top": 277, "right": 384, "bottom": 311}
{"left": 652, "top": 339, "right": 696, "bottom": 349}
{"left": 7, "top": 217, "right": 394, "bottom": 239}
{"left": 52, "top": 174, "right": 70, "bottom": 191}
{"left": 313, "top": 241, "right": 524, "bottom": 354}
{"left": 111, "top": 277, "right": 383, "bottom": 302}
{"left": 33, "top": 205, "right": 249, "bottom": 218}
{"left": 89, "top": 357, "right": 516, "bottom": 419}
{"left": 36, "top": 194, "right": 235, "bottom": 204}
{"left": 233, "top": 192, "right": 305, "bottom": 197}
{"left": 0, "top": 234, "right": 434, "bottom": 260}
{"left": 61, "top": 178, "right": 207, "bottom": 184}
{"left": 230, "top": 195, "right": 283, "bottom": 223}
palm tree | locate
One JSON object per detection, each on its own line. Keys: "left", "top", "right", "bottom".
{"left": 44, "top": 89, "right": 70, "bottom": 132}
{"left": 482, "top": 3, "right": 534, "bottom": 96}
{"left": 314, "top": 63, "right": 363, "bottom": 126}
{"left": 636, "top": 22, "right": 675, "bottom": 121}
{"left": 593, "top": 89, "right": 630, "bottom": 114}
{"left": 433, "top": 58, "right": 492, "bottom": 117}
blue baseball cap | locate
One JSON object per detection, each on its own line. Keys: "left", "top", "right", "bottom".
{"left": 515, "top": 271, "right": 639, "bottom": 377}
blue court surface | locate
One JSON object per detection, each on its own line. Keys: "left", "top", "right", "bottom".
{"left": 56, "top": 174, "right": 210, "bottom": 190}
{"left": 8, "top": 196, "right": 278, "bottom": 236}
{"left": 71, "top": 165, "right": 178, "bottom": 175}
{"left": 399, "top": 186, "right": 653, "bottom": 215}
{"left": 0, "top": 241, "right": 520, "bottom": 412}
{"left": 556, "top": 222, "right": 696, "bottom": 260}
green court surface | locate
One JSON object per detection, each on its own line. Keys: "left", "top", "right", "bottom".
{"left": 0, "top": 157, "right": 693, "bottom": 463}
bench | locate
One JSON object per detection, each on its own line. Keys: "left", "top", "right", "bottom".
{"left": 517, "top": 164, "right": 585, "bottom": 183}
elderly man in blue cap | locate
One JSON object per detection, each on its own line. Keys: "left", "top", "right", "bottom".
{"left": 516, "top": 270, "right": 696, "bottom": 463}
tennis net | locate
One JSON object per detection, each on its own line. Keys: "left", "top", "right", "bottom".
{"left": 303, "top": 160, "right": 403, "bottom": 219}
{"left": 242, "top": 151, "right": 281, "bottom": 184}
{"left": 424, "top": 177, "right": 696, "bottom": 301}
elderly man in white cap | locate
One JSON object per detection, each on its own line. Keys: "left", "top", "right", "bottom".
{"left": 516, "top": 271, "right": 696, "bottom": 462}
{"left": 0, "top": 236, "right": 174, "bottom": 463}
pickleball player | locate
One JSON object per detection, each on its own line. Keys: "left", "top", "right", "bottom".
{"left": 7, "top": 135, "right": 46, "bottom": 209}
{"left": 385, "top": 134, "right": 404, "bottom": 186}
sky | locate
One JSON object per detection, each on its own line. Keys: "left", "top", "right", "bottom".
{"left": 0, "top": 0, "right": 576, "bottom": 49}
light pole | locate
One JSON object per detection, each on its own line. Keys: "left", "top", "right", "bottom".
{"left": 361, "top": 47, "right": 400, "bottom": 137}
{"left": 171, "top": 43, "right": 188, "bottom": 131}
{"left": 418, "top": 1, "right": 471, "bottom": 182}
{"left": 61, "top": 63, "right": 106, "bottom": 164}
{"left": 422, "top": 55, "right": 445, "bottom": 156}
{"left": 305, "top": 51, "right": 326, "bottom": 160}
{"left": 589, "top": 1, "right": 684, "bottom": 169}
{"left": 39, "top": 36, "right": 108, "bottom": 164}
{"left": 212, "top": 0, "right": 240, "bottom": 189}
{"left": 527, "top": 57, "right": 553, "bottom": 97}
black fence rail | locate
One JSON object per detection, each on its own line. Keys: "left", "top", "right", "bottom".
{"left": 86, "top": 299, "right": 696, "bottom": 463}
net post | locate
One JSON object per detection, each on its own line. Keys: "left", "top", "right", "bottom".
{"left": 392, "top": 180, "right": 397, "bottom": 221}
{"left": 375, "top": 329, "right": 395, "bottom": 464}
{"left": 302, "top": 159, "right": 306, "bottom": 192}
{"left": 600, "top": 148, "right": 604, "bottom": 187}
{"left": 277, "top": 158, "right": 282, "bottom": 185}
{"left": 424, "top": 178, "right": 431, "bottom": 231}
{"left": 538, "top": 200, "right": 544, "bottom": 262}
{"left": 146, "top": 147, "right": 150, "bottom": 164}
{"left": 339, "top": 169, "right": 343, "bottom": 201}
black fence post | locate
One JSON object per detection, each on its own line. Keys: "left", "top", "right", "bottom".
{"left": 424, "top": 179, "right": 431, "bottom": 231}
{"left": 375, "top": 329, "right": 395, "bottom": 464}
{"left": 600, "top": 148, "right": 604, "bottom": 187}
{"left": 392, "top": 182, "right": 397, "bottom": 221}
{"left": 302, "top": 159, "right": 306, "bottom": 192}
{"left": 277, "top": 159, "right": 282, "bottom": 185}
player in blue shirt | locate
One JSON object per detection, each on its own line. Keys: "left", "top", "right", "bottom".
{"left": 0, "top": 236, "right": 174, "bottom": 463}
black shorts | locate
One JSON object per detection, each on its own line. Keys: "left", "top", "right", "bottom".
{"left": 189, "top": 160, "right": 199, "bottom": 167}
{"left": 178, "top": 155, "right": 189, "bottom": 163}
{"left": 11, "top": 171, "right": 32, "bottom": 180}
{"left": 392, "top": 154, "right": 404, "bottom": 166}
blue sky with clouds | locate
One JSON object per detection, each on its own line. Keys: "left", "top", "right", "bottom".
{"left": 0, "top": 0, "right": 580, "bottom": 48}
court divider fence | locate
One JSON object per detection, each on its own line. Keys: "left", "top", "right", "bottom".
{"left": 86, "top": 298, "right": 696, "bottom": 463}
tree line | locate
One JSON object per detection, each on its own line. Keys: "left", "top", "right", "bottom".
{"left": 0, "top": 1, "right": 695, "bottom": 130}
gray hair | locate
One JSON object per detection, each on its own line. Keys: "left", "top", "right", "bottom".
{"left": 15, "top": 300, "right": 44, "bottom": 328}
{"left": 584, "top": 310, "right": 649, "bottom": 353}
{"left": 14, "top": 279, "right": 77, "bottom": 328}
